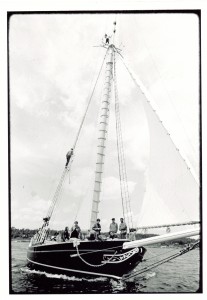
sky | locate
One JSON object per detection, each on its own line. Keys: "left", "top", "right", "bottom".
{"left": 9, "top": 12, "right": 200, "bottom": 232}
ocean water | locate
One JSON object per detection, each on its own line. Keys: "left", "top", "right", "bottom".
{"left": 11, "top": 240, "right": 201, "bottom": 294}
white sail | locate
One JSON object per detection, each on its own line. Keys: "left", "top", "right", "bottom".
{"left": 134, "top": 76, "right": 200, "bottom": 227}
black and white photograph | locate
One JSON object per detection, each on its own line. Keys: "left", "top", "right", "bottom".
{"left": 1, "top": 1, "right": 206, "bottom": 296}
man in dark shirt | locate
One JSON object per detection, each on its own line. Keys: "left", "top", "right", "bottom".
{"left": 119, "top": 218, "right": 127, "bottom": 239}
{"left": 71, "top": 221, "right": 81, "bottom": 238}
{"left": 61, "top": 227, "right": 70, "bottom": 242}
{"left": 92, "top": 218, "right": 101, "bottom": 239}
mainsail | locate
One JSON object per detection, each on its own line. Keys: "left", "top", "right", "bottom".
{"left": 121, "top": 64, "right": 200, "bottom": 228}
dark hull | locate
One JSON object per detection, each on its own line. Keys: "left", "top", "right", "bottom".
{"left": 27, "top": 239, "right": 146, "bottom": 280}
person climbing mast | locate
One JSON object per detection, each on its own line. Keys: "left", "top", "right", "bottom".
{"left": 104, "top": 21, "right": 116, "bottom": 45}
{"left": 104, "top": 34, "right": 111, "bottom": 44}
{"left": 65, "top": 148, "right": 73, "bottom": 168}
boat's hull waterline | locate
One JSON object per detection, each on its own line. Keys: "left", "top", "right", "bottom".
{"left": 27, "top": 240, "right": 146, "bottom": 280}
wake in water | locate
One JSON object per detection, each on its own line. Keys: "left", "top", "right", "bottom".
{"left": 143, "top": 272, "right": 156, "bottom": 280}
{"left": 119, "top": 271, "right": 157, "bottom": 293}
{"left": 18, "top": 266, "right": 127, "bottom": 293}
{"left": 110, "top": 279, "right": 126, "bottom": 292}
{"left": 20, "top": 266, "right": 108, "bottom": 282}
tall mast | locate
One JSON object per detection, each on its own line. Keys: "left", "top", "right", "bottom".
{"left": 90, "top": 44, "right": 114, "bottom": 228}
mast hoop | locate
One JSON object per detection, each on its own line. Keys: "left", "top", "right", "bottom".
{"left": 98, "top": 137, "right": 106, "bottom": 140}
{"left": 100, "top": 114, "right": 109, "bottom": 118}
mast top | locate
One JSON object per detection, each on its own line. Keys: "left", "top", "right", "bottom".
{"left": 103, "top": 21, "right": 117, "bottom": 47}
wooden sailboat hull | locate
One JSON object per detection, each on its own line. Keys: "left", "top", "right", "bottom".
{"left": 27, "top": 239, "right": 146, "bottom": 280}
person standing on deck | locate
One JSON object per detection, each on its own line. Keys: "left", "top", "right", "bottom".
{"left": 65, "top": 148, "right": 73, "bottom": 168}
{"left": 92, "top": 218, "right": 101, "bottom": 239}
{"left": 109, "top": 218, "right": 118, "bottom": 238}
{"left": 61, "top": 227, "right": 70, "bottom": 242}
{"left": 119, "top": 218, "right": 127, "bottom": 239}
{"left": 71, "top": 221, "right": 81, "bottom": 239}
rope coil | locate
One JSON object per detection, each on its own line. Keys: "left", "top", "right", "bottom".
{"left": 75, "top": 246, "right": 117, "bottom": 268}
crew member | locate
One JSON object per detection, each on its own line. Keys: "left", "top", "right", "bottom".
{"left": 104, "top": 34, "right": 111, "bottom": 44}
{"left": 109, "top": 218, "right": 118, "bottom": 238}
{"left": 65, "top": 148, "right": 73, "bottom": 167}
{"left": 61, "top": 227, "right": 70, "bottom": 242}
{"left": 119, "top": 218, "right": 127, "bottom": 239}
{"left": 92, "top": 218, "right": 101, "bottom": 239}
{"left": 71, "top": 221, "right": 81, "bottom": 238}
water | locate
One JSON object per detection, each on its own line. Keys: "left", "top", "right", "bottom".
{"left": 11, "top": 240, "right": 201, "bottom": 294}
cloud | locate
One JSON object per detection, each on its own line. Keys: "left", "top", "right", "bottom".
{"left": 11, "top": 194, "right": 49, "bottom": 229}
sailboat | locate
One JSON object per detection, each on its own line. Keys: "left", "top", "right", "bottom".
{"left": 27, "top": 21, "right": 200, "bottom": 281}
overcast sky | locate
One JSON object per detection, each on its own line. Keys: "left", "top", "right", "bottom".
{"left": 9, "top": 12, "right": 200, "bottom": 232}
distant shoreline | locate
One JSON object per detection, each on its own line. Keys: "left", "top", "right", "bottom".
{"left": 12, "top": 239, "right": 30, "bottom": 242}
{"left": 11, "top": 227, "right": 197, "bottom": 247}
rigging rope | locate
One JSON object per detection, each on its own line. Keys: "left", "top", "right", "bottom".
{"left": 49, "top": 161, "right": 73, "bottom": 224}
{"left": 38, "top": 49, "right": 109, "bottom": 233}
{"left": 122, "top": 240, "right": 200, "bottom": 281}
{"left": 47, "top": 168, "right": 69, "bottom": 219}
{"left": 113, "top": 48, "right": 134, "bottom": 230}
{"left": 114, "top": 61, "right": 126, "bottom": 222}
{"left": 72, "top": 49, "right": 109, "bottom": 151}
